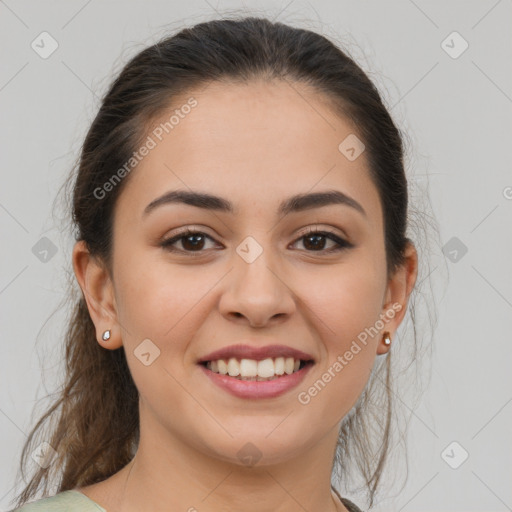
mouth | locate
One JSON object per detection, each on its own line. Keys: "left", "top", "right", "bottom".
{"left": 196, "top": 344, "right": 316, "bottom": 398}
{"left": 198, "top": 357, "right": 315, "bottom": 399}
{"left": 198, "top": 357, "right": 315, "bottom": 381}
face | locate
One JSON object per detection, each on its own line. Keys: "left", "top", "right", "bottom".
{"left": 79, "top": 80, "right": 412, "bottom": 467}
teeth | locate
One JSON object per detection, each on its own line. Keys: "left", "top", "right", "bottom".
{"left": 274, "top": 357, "right": 285, "bottom": 375}
{"left": 227, "top": 358, "right": 240, "bottom": 377}
{"left": 206, "top": 357, "right": 306, "bottom": 380}
{"left": 240, "top": 358, "right": 258, "bottom": 377}
{"left": 217, "top": 359, "right": 228, "bottom": 375}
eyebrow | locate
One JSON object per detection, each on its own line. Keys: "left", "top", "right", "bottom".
{"left": 143, "top": 189, "right": 366, "bottom": 218}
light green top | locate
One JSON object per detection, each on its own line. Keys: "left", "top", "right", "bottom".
{"left": 12, "top": 490, "right": 106, "bottom": 512}
{"left": 12, "top": 489, "right": 363, "bottom": 512}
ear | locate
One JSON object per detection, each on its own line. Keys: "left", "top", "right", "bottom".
{"left": 377, "top": 240, "right": 418, "bottom": 355}
{"left": 72, "top": 240, "right": 123, "bottom": 350}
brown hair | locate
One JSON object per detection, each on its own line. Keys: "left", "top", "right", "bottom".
{"left": 12, "top": 15, "right": 435, "bottom": 509}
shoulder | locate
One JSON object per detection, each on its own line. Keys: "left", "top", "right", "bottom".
{"left": 11, "top": 490, "right": 106, "bottom": 512}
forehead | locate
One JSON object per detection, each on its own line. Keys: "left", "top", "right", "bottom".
{"left": 115, "top": 79, "right": 381, "bottom": 225}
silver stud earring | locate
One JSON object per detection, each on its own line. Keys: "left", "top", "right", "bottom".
{"left": 383, "top": 332, "right": 392, "bottom": 346}
{"left": 102, "top": 329, "right": 111, "bottom": 342}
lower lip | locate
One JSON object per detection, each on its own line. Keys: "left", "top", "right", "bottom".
{"left": 198, "top": 363, "right": 314, "bottom": 399}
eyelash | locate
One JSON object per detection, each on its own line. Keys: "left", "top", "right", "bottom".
{"left": 160, "top": 227, "right": 353, "bottom": 255}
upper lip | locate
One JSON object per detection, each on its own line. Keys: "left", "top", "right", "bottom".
{"left": 197, "top": 344, "right": 316, "bottom": 363}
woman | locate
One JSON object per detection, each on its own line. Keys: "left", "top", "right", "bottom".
{"left": 12, "top": 16, "right": 422, "bottom": 512}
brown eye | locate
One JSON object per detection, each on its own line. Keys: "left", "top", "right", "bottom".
{"left": 161, "top": 230, "right": 217, "bottom": 253}
{"left": 293, "top": 229, "right": 352, "bottom": 253}
{"left": 160, "top": 227, "right": 352, "bottom": 256}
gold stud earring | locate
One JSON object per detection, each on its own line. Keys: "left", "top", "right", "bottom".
{"left": 102, "top": 329, "right": 111, "bottom": 342}
{"left": 383, "top": 331, "right": 392, "bottom": 346}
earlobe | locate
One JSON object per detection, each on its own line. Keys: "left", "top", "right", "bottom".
{"left": 377, "top": 242, "right": 418, "bottom": 356}
{"left": 72, "top": 241, "right": 123, "bottom": 350}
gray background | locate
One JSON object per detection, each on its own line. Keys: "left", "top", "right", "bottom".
{"left": 1, "top": 1, "right": 511, "bottom": 511}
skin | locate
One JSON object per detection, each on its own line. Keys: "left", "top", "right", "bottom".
{"left": 72, "top": 79, "right": 417, "bottom": 512}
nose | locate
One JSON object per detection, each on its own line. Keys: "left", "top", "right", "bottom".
{"left": 218, "top": 248, "right": 296, "bottom": 328}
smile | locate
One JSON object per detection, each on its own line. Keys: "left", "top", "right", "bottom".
{"left": 201, "top": 356, "right": 311, "bottom": 380}
{"left": 198, "top": 359, "right": 315, "bottom": 399}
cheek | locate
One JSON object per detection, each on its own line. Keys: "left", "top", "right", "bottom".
{"left": 295, "top": 258, "right": 386, "bottom": 337}
{"left": 291, "top": 254, "right": 386, "bottom": 399}
{"left": 112, "top": 255, "right": 208, "bottom": 404}
{"left": 113, "top": 249, "right": 222, "bottom": 355}
{"left": 293, "top": 268, "right": 384, "bottom": 415}
{"left": 111, "top": 248, "right": 167, "bottom": 347}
